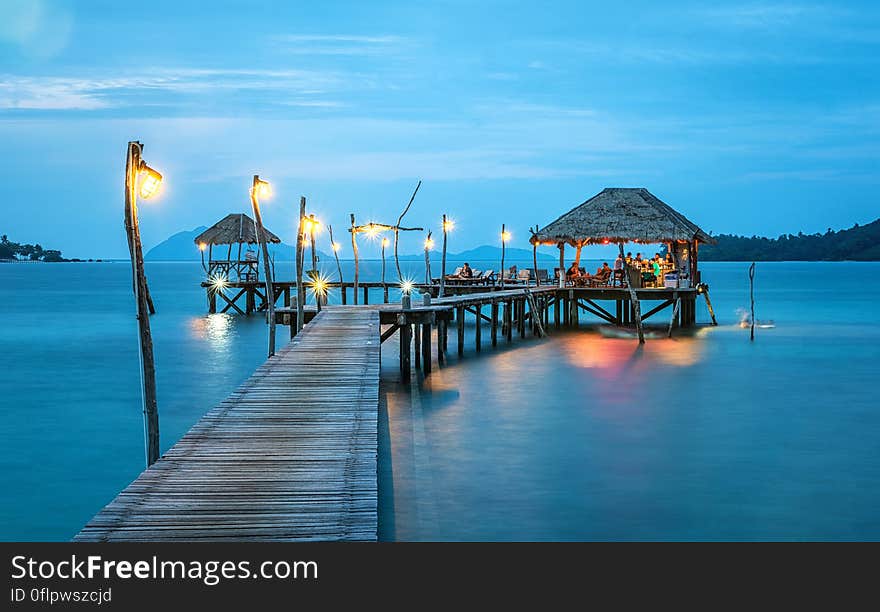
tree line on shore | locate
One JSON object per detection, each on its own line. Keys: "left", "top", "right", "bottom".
{"left": 0, "top": 234, "right": 66, "bottom": 262}
{"left": 700, "top": 218, "right": 880, "bottom": 261}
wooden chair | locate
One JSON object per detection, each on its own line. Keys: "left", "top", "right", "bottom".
{"left": 517, "top": 269, "right": 531, "bottom": 284}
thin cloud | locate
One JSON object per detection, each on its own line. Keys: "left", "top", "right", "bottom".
{"left": 271, "top": 33, "right": 408, "bottom": 55}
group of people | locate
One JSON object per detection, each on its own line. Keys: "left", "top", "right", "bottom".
{"left": 564, "top": 251, "right": 674, "bottom": 286}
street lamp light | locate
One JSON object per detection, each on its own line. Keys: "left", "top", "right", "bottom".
{"left": 440, "top": 214, "right": 453, "bottom": 297}
{"left": 124, "top": 141, "right": 162, "bottom": 468}
{"left": 249, "top": 174, "right": 277, "bottom": 357}
{"left": 500, "top": 224, "right": 511, "bottom": 287}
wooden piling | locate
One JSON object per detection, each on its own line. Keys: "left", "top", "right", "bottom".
{"left": 457, "top": 305, "right": 466, "bottom": 355}
{"left": 400, "top": 322, "right": 411, "bottom": 379}
{"left": 491, "top": 302, "right": 499, "bottom": 346}
{"left": 475, "top": 303, "right": 482, "bottom": 351}
{"left": 422, "top": 323, "right": 431, "bottom": 374}
{"left": 414, "top": 324, "right": 421, "bottom": 369}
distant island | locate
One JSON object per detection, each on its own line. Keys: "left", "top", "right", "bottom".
{"left": 0, "top": 234, "right": 69, "bottom": 262}
{"left": 144, "top": 226, "right": 557, "bottom": 262}
{"left": 700, "top": 218, "right": 880, "bottom": 261}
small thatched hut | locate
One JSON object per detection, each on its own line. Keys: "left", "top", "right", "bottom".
{"left": 530, "top": 188, "right": 715, "bottom": 285}
{"left": 194, "top": 213, "right": 282, "bottom": 281}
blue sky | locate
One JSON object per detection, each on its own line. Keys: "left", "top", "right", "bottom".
{"left": 1, "top": 0, "right": 878, "bottom": 258}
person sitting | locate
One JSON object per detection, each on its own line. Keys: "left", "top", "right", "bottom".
{"left": 460, "top": 262, "right": 474, "bottom": 278}
{"left": 565, "top": 261, "right": 581, "bottom": 282}
{"left": 585, "top": 262, "right": 612, "bottom": 286}
{"left": 614, "top": 254, "right": 624, "bottom": 270}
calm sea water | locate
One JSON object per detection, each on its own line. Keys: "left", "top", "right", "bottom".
{"left": 1, "top": 260, "right": 877, "bottom": 541}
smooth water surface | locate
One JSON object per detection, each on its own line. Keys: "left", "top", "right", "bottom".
{"left": 1, "top": 260, "right": 877, "bottom": 540}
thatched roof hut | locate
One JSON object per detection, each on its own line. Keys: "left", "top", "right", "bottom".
{"left": 193, "top": 213, "right": 281, "bottom": 246}
{"left": 530, "top": 188, "right": 715, "bottom": 246}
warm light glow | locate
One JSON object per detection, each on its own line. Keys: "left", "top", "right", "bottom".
{"left": 252, "top": 179, "right": 271, "bottom": 200}
{"left": 602, "top": 238, "right": 610, "bottom": 245}
{"left": 501, "top": 230, "right": 512, "bottom": 243}
{"left": 302, "top": 217, "right": 322, "bottom": 234}
{"left": 443, "top": 219, "right": 455, "bottom": 232}
{"left": 381, "top": 237, "right": 390, "bottom": 248}
{"left": 364, "top": 223, "right": 381, "bottom": 239}
{"left": 198, "top": 242, "right": 207, "bottom": 251}
{"left": 308, "top": 272, "right": 331, "bottom": 299}
{"left": 208, "top": 273, "right": 229, "bottom": 294}
{"left": 400, "top": 279, "right": 415, "bottom": 295}
{"left": 424, "top": 237, "right": 435, "bottom": 250}
{"left": 331, "top": 242, "right": 342, "bottom": 253}
{"left": 138, "top": 164, "right": 163, "bottom": 199}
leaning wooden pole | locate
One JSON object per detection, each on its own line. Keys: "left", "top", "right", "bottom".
{"left": 619, "top": 242, "right": 645, "bottom": 344}
{"left": 500, "top": 223, "right": 506, "bottom": 288}
{"left": 667, "top": 297, "right": 681, "bottom": 338}
{"left": 424, "top": 231, "right": 432, "bottom": 285}
{"left": 295, "top": 197, "right": 306, "bottom": 333}
{"left": 251, "top": 175, "right": 276, "bottom": 356}
{"left": 124, "top": 141, "right": 159, "bottom": 467}
{"left": 749, "top": 262, "right": 756, "bottom": 342}
{"left": 440, "top": 214, "right": 448, "bottom": 297}
{"left": 531, "top": 227, "right": 540, "bottom": 287}
{"left": 327, "top": 224, "right": 344, "bottom": 285}
{"left": 701, "top": 284, "right": 718, "bottom": 325}
{"left": 351, "top": 213, "right": 360, "bottom": 305}
{"left": 394, "top": 180, "right": 421, "bottom": 281}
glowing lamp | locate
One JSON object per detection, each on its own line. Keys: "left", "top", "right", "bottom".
{"left": 400, "top": 279, "right": 415, "bottom": 295}
{"left": 253, "top": 179, "right": 271, "bottom": 199}
{"left": 138, "top": 163, "right": 163, "bottom": 199}
{"left": 443, "top": 219, "right": 455, "bottom": 232}
{"left": 331, "top": 242, "right": 342, "bottom": 253}
{"left": 381, "top": 237, "right": 390, "bottom": 248}
{"left": 365, "top": 223, "right": 380, "bottom": 239}
{"left": 198, "top": 242, "right": 207, "bottom": 251}
{"left": 424, "top": 237, "right": 435, "bottom": 250}
{"left": 501, "top": 230, "right": 512, "bottom": 243}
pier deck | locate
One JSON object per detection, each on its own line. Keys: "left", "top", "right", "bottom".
{"left": 75, "top": 308, "right": 380, "bottom": 542}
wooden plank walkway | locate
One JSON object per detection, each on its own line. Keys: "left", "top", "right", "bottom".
{"left": 75, "top": 308, "right": 380, "bottom": 542}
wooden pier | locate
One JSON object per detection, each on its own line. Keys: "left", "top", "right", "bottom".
{"left": 76, "top": 309, "right": 380, "bottom": 541}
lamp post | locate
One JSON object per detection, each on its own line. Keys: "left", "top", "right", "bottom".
{"left": 249, "top": 175, "right": 276, "bottom": 357}
{"left": 327, "top": 224, "right": 344, "bottom": 287}
{"left": 424, "top": 232, "right": 434, "bottom": 285}
{"left": 124, "top": 141, "right": 162, "bottom": 468}
{"left": 381, "top": 237, "right": 390, "bottom": 290}
{"left": 440, "top": 215, "right": 453, "bottom": 297}
{"left": 500, "top": 224, "right": 511, "bottom": 288}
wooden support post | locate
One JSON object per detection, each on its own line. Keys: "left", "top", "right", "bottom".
{"left": 422, "top": 323, "right": 432, "bottom": 374}
{"left": 702, "top": 285, "right": 718, "bottom": 326}
{"left": 283, "top": 286, "right": 290, "bottom": 307}
{"left": 208, "top": 290, "right": 216, "bottom": 314}
{"left": 384, "top": 285, "right": 389, "bottom": 304}
{"left": 351, "top": 213, "right": 359, "bottom": 305}
{"left": 558, "top": 242, "right": 565, "bottom": 288}
{"left": 554, "top": 294, "right": 560, "bottom": 328}
{"left": 475, "top": 303, "right": 482, "bottom": 351}
{"left": 437, "top": 319, "right": 446, "bottom": 364}
{"left": 506, "top": 300, "right": 513, "bottom": 342}
{"left": 616, "top": 299, "right": 622, "bottom": 325}
{"left": 363, "top": 285, "right": 369, "bottom": 305}
{"left": 457, "top": 305, "right": 466, "bottom": 355}
{"left": 246, "top": 287, "right": 255, "bottom": 314}
{"left": 341, "top": 285, "right": 347, "bottom": 305}
{"left": 414, "top": 324, "right": 421, "bottom": 369}
{"left": 400, "top": 323, "right": 411, "bottom": 380}
{"left": 668, "top": 297, "right": 681, "bottom": 337}
{"left": 491, "top": 302, "right": 499, "bottom": 347}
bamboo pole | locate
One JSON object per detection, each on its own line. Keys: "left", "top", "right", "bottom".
{"left": 619, "top": 242, "right": 645, "bottom": 344}
{"left": 440, "top": 214, "right": 448, "bottom": 298}
{"left": 294, "top": 198, "right": 306, "bottom": 332}
{"left": 251, "top": 176, "right": 276, "bottom": 356}
{"left": 328, "top": 223, "right": 344, "bottom": 285}
{"left": 749, "top": 262, "right": 756, "bottom": 341}
{"left": 394, "top": 180, "right": 421, "bottom": 281}
{"left": 124, "top": 141, "right": 159, "bottom": 467}
{"left": 500, "top": 223, "right": 506, "bottom": 288}
{"left": 532, "top": 228, "right": 539, "bottom": 286}
{"left": 350, "top": 213, "right": 360, "bottom": 305}
{"left": 424, "top": 231, "right": 432, "bottom": 285}
{"left": 701, "top": 284, "right": 718, "bottom": 325}
{"left": 667, "top": 297, "right": 681, "bottom": 337}
{"left": 558, "top": 242, "right": 565, "bottom": 288}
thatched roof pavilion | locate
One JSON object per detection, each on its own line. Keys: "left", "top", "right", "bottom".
{"left": 194, "top": 213, "right": 281, "bottom": 246}
{"left": 530, "top": 188, "right": 715, "bottom": 247}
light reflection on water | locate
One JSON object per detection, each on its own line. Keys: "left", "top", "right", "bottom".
{"left": 188, "top": 313, "right": 234, "bottom": 350}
